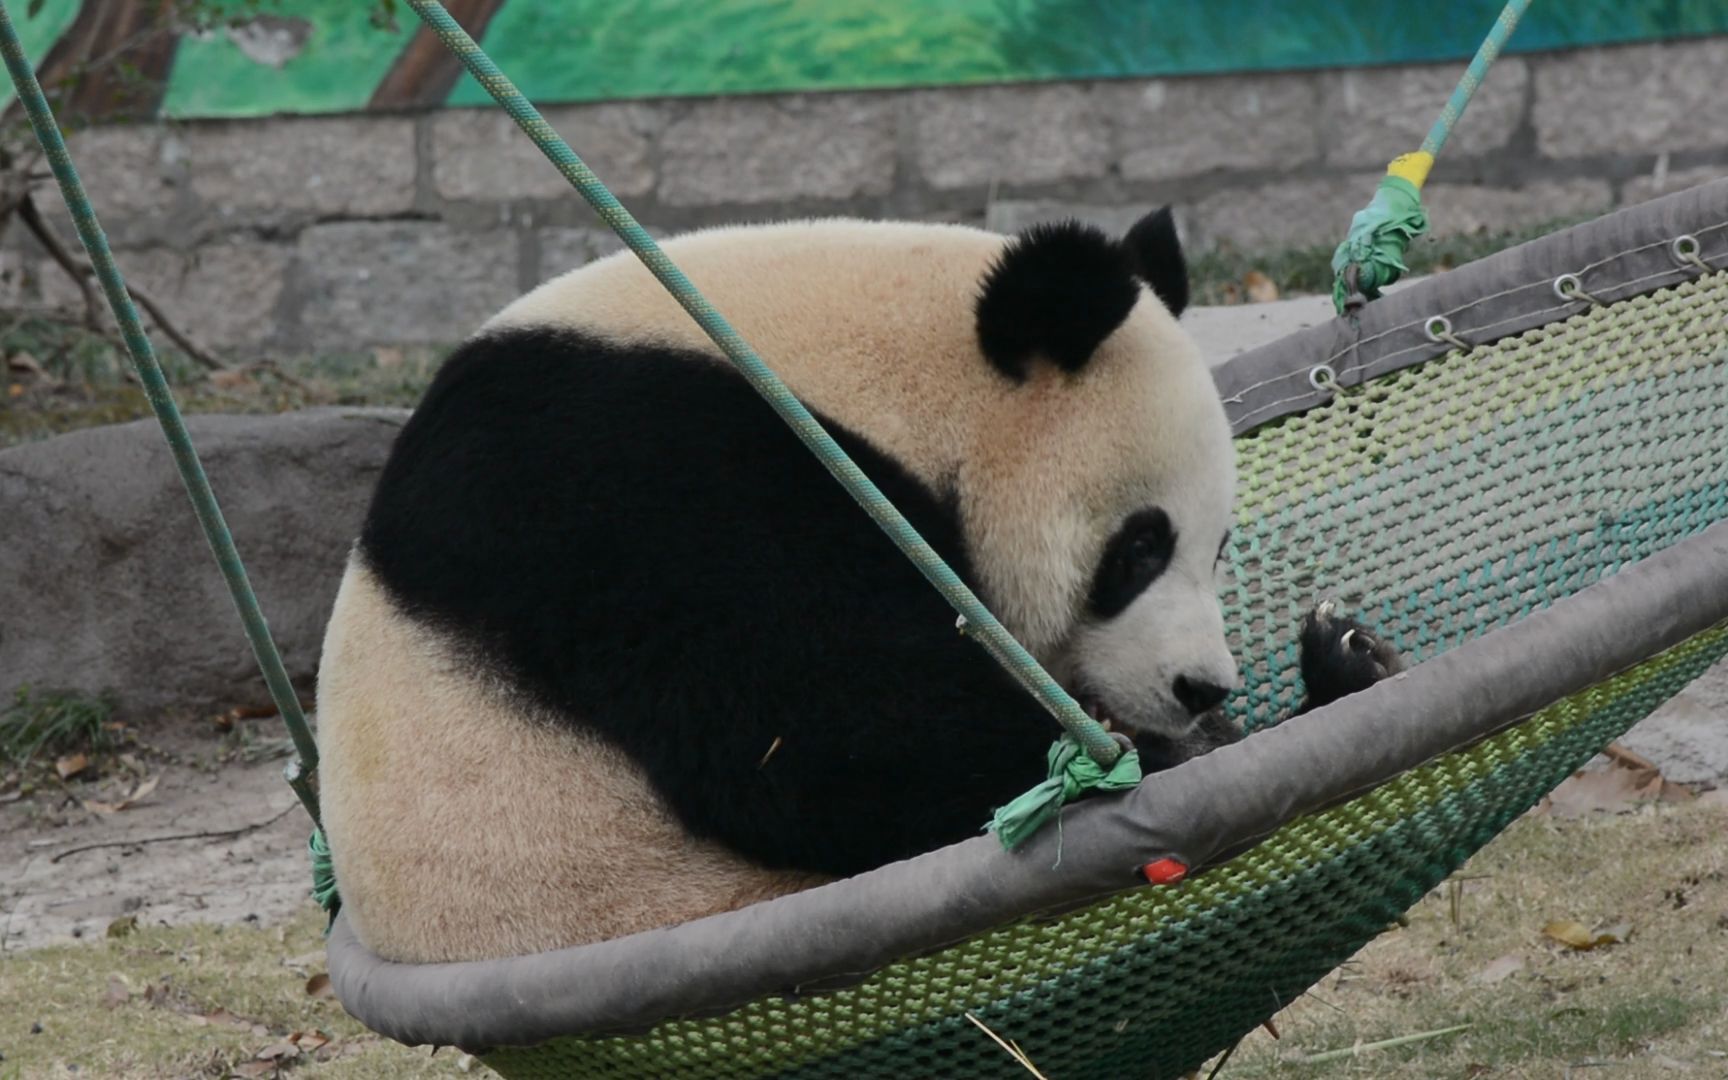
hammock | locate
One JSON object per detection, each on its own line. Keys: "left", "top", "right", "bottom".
{"left": 322, "top": 179, "right": 1728, "bottom": 1078}
{"left": 5, "top": 0, "right": 1725, "bottom": 1074}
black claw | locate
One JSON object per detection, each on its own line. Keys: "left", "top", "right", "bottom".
{"left": 1295, "top": 603, "right": 1405, "bottom": 716}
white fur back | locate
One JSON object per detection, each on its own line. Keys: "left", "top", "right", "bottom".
{"left": 316, "top": 555, "right": 827, "bottom": 963}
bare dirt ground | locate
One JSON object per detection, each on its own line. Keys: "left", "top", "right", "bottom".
{"left": 3, "top": 719, "right": 312, "bottom": 954}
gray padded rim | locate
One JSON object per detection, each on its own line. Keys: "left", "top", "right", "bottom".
{"left": 1214, "top": 177, "right": 1728, "bottom": 434}
{"left": 329, "top": 512, "right": 1728, "bottom": 1050}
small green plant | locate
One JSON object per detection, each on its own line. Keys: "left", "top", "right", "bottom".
{"left": 0, "top": 686, "right": 116, "bottom": 766}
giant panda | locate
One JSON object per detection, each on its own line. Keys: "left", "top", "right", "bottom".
{"left": 314, "top": 209, "right": 1399, "bottom": 965}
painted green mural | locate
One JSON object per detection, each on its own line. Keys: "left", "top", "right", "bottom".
{"left": 7, "top": 0, "right": 1728, "bottom": 119}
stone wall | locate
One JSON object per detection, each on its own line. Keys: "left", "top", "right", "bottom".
{"left": 4, "top": 36, "right": 1724, "bottom": 356}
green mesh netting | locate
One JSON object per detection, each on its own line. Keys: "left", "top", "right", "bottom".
{"left": 481, "top": 268, "right": 1728, "bottom": 1079}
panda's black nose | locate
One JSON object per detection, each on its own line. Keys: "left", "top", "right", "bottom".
{"left": 1173, "top": 675, "right": 1231, "bottom": 716}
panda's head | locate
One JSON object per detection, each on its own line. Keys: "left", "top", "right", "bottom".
{"left": 962, "top": 208, "right": 1238, "bottom": 743}
{"left": 484, "top": 208, "right": 1239, "bottom": 745}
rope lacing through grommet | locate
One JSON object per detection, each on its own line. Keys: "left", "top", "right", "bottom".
{"left": 1424, "top": 315, "right": 1473, "bottom": 352}
{"left": 1672, "top": 235, "right": 1713, "bottom": 275}
{"left": 1554, "top": 273, "right": 1604, "bottom": 306}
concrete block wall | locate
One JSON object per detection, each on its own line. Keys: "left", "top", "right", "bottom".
{"left": 6, "top": 36, "right": 1725, "bottom": 356}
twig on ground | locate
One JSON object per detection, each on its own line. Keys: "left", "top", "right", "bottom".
{"left": 1293, "top": 1023, "right": 1472, "bottom": 1065}
{"left": 50, "top": 802, "right": 297, "bottom": 863}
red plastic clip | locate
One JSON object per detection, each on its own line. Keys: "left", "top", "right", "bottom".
{"left": 1141, "top": 857, "right": 1188, "bottom": 885}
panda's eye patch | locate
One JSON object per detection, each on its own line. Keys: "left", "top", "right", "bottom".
{"left": 1089, "top": 508, "right": 1175, "bottom": 619}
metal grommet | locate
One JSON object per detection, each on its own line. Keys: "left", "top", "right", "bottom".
{"left": 1423, "top": 315, "right": 1472, "bottom": 351}
{"left": 1308, "top": 364, "right": 1338, "bottom": 391}
{"left": 1553, "top": 273, "right": 1601, "bottom": 305}
{"left": 1671, "top": 234, "right": 1711, "bottom": 273}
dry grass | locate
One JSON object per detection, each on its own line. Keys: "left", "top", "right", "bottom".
{"left": 1206, "top": 801, "right": 1728, "bottom": 1078}
{"left": 5, "top": 804, "right": 1725, "bottom": 1077}
{"left": 0, "top": 905, "right": 468, "bottom": 1078}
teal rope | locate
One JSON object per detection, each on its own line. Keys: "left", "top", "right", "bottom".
{"left": 402, "top": 0, "right": 1121, "bottom": 770}
{"left": 1332, "top": 0, "right": 1532, "bottom": 313}
{"left": 1420, "top": 0, "right": 1533, "bottom": 159}
{"left": 0, "top": 1, "right": 321, "bottom": 827}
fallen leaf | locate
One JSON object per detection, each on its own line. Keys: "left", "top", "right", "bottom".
{"left": 102, "top": 974, "right": 130, "bottom": 1009}
{"left": 84, "top": 774, "right": 159, "bottom": 816}
{"left": 1243, "top": 270, "right": 1280, "bottom": 303}
{"left": 123, "top": 774, "right": 159, "bottom": 805}
{"left": 1543, "top": 919, "right": 1596, "bottom": 949}
{"left": 305, "top": 972, "right": 333, "bottom": 998}
{"left": 6, "top": 351, "right": 55, "bottom": 384}
{"left": 1543, "top": 918, "right": 1628, "bottom": 951}
{"left": 256, "top": 1040, "right": 301, "bottom": 1061}
{"left": 55, "top": 753, "right": 90, "bottom": 781}
{"left": 1470, "top": 953, "right": 1524, "bottom": 986}
{"left": 193, "top": 1007, "right": 255, "bottom": 1031}
{"left": 1697, "top": 788, "right": 1728, "bottom": 809}
{"left": 230, "top": 1061, "right": 277, "bottom": 1078}
{"left": 1603, "top": 741, "right": 1658, "bottom": 771}
{"left": 289, "top": 1030, "right": 331, "bottom": 1053}
{"left": 107, "top": 914, "right": 138, "bottom": 938}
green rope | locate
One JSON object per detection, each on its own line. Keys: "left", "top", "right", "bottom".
{"left": 309, "top": 828, "right": 341, "bottom": 928}
{"left": 1331, "top": 0, "right": 1533, "bottom": 313}
{"left": 1330, "top": 174, "right": 1429, "bottom": 312}
{"left": 987, "top": 735, "right": 1143, "bottom": 852}
{"left": 0, "top": 0, "right": 322, "bottom": 829}
{"left": 401, "top": 2, "right": 1121, "bottom": 789}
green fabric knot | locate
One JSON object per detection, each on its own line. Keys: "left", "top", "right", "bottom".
{"left": 309, "top": 828, "right": 342, "bottom": 931}
{"left": 1331, "top": 174, "right": 1430, "bottom": 314}
{"left": 987, "top": 734, "right": 1142, "bottom": 851}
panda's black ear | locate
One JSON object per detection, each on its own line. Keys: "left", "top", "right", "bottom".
{"left": 1122, "top": 206, "right": 1189, "bottom": 318}
{"left": 975, "top": 220, "right": 1140, "bottom": 381}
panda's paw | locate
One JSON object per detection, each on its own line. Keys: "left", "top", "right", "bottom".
{"left": 1296, "top": 602, "right": 1405, "bottom": 715}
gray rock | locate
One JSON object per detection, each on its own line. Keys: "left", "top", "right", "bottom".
{"left": 1533, "top": 39, "right": 1728, "bottom": 159}
{"left": 1106, "top": 73, "right": 1321, "bottom": 182}
{"left": 0, "top": 408, "right": 408, "bottom": 721}
{"left": 433, "top": 103, "right": 660, "bottom": 201}
{"left": 293, "top": 221, "right": 519, "bottom": 349}
{"left": 1618, "top": 664, "right": 1728, "bottom": 785}
{"left": 658, "top": 94, "right": 897, "bottom": 207}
